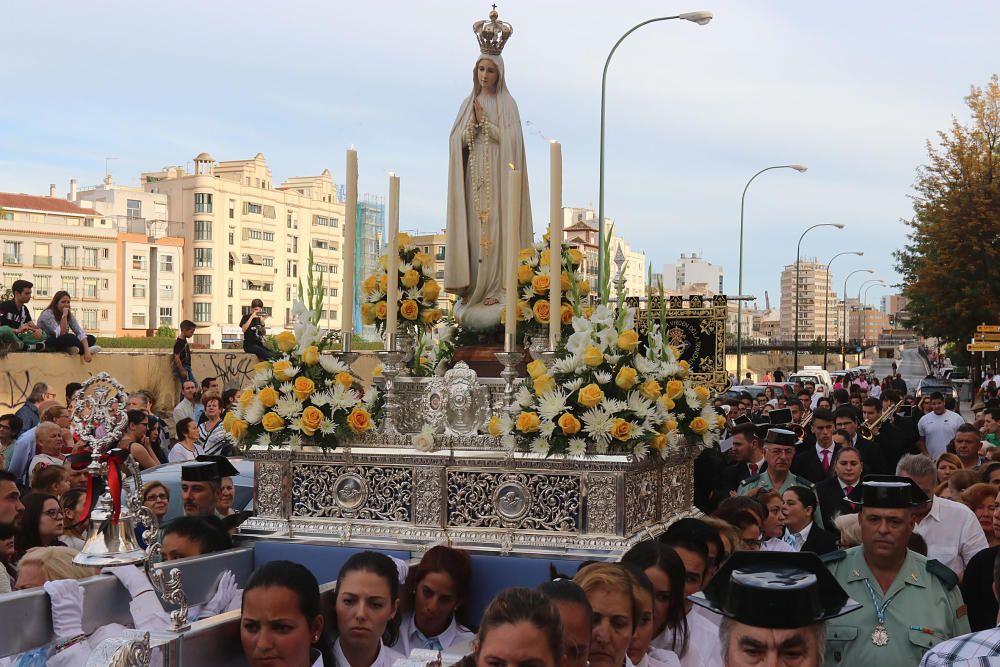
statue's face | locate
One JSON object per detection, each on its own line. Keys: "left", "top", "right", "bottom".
{"left": 477, "top": 59, "right": 499, "bottom": 93}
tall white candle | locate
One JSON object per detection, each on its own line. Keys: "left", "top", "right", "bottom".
{"left": 549, "top": 140, "right": 562, "bottom": 350}
{"left": 505, "top": 167, "right": 521, "bottom": 351}
{"left": 385, "top": 173, "right": 400, "bottom": 342}
{"left": 342, "top": 147, "right": 358, "bottom": 349}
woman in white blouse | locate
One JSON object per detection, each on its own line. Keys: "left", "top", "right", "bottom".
{"left": 392, "top": 545, "right": 475, "bottom": 656}
{"left": 332, "top": 551, "right": 405, "bottom": 667}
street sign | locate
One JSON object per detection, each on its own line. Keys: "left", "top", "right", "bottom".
{"left": 855, "top": 346, "right": 863, "bottom": 353}
{"left": 967, "top": 342, "right": 1000, "bottom": 352}
{"left": 977, "top": 325, "right": 1000, "bottom": 333}
{"left": 975, "top": 333, "right": 1000, "bottom": 341}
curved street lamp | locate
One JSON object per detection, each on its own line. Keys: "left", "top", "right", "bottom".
{"left": 822, "top": 251, "right": 863, "bottom": 369}
{"left": 856, "top": 279, "right": 887, "bottom": 357}
{"left": 840, "top": 269, "right": 874, "bottom": 369}
{"left": 598, "top": 11, "right": 713, "bottom": 289}
{"left": 793, "top": 223, "right": 844, "bottom": 372}
{"left": 735, "top": 164, "right": 808, "bottom": 379}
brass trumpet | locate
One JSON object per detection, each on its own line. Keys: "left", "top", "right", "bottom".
{"left": 787, "top": 412, "right": 813, "bottom": 440}
{"left": 859, "top": 398, "right": 905, "bottom": 440}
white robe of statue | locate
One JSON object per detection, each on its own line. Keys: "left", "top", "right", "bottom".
{"left": 445, "top": 53, "right": 533, "bottom": 331}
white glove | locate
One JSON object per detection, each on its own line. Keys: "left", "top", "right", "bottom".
{"left": 103, "top": 565, "right": 154, "bottom": 597}
{"left": 195, "top": 571, "right": 239, "bottom": 619}
{"left": 43, "top": 579, "right": 85, "bottom": 638}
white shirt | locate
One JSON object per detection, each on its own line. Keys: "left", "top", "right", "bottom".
{"left": 334, "top": 638, "right": 404, "bottom": 667}
{"left": 918, "top": 410, "right": 964, "bottom": 459}
{"left": 869, "top": 384, "right": 882, "bottom": 398}
{"left": 814, "top": 443, "right": 835, "bottom": 467}
{"left": 629, "top": 648, "right": 682, "bottom": 667}
{"left": 914, "top": 495, "right": 990, "bottom": 576}
{"left": 28, "top": 453, "right": 63, "bottom": 478}
{"left": 761, "top": 537, "right": 795, "bottom": 552}
{"left": 172, "top": 398, "right": 196, "bottom": 426}
{"left": 168, "top": 442, "right": 199, "bottom": 462}
{"left": 652, "top": 607, "right": 722, "bottom": 667}
{"left": 783, "top": 522, "right": 814, "bottom": 551}
{"left": 392, "top": 611, "right": 475, "bottom": 656}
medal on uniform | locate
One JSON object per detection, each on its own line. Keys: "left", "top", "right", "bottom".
{"left": 862, "top": 579, "right": 898, "bottom": 647}
{"left": 871, "top": 624, "right": 889, "bottom": 646}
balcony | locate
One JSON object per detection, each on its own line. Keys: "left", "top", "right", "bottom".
{"left": 33, "top": 255, "right": 52, "bottom": 267}
{"left": 3, "top": 254, "right": 22, "bottom": 266}
{"left": 62, "top": 259, "right": 80, "bottom": 269}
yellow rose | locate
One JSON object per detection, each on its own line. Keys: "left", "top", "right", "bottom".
{"left": 540, "top": 249, "right": 551, "bottom": 266}
{"left": 516, "top": 411, "right": 541, "bottom": 433}
{"left": 301, "top": 345, "right": 320, "bottom": 366}
{"left": 488, "top": 415, "right": 502, "bottom": 437}
{"left": 531, "top": 273, "right": 551, "bottom": 294}
{"left": 335, "top": 372, "right": 354, "bottom": 389}
{"left": 568, "top": 248, "right": 583, "bottom": 266}
{"left": 275, "top": 330, "right": 297, "bottom": 353}
{"left": 617, "top": 329, "right": 639, "bottom": 352}
{"left": 533, "top": 373, "right": 556, "bottom": 396}
{"left": 532, "top": 299, "right": 551, "bottom": 324}
{"left": 361, "top": 302, "right": 376, "bottom": 325}
{"left": 519, "top": 248, "right": 536, "bottom": 262}
{"left": 639, "top": 379, "right": 661, "bottom": 400}
{"left": 422, "top": 279, "right": 440, "bottom": 302}
{"left": 615, "top": 366, "right": 638, "bottom": 390}
{"left": 420, "top": 308, "right": 441, "bottom": 325}
{"left": 517, "top": 264, "right": 534, "bottom": 284}
{"left": 517, "top": 301, "right": 531, "bottom": 321}
{"left": 261, "top": 412, "right": 285, "bottom": 432}
{"left": 230, "top": 419, "right": 249, "bottom": 440}
{"left": 610, "top": 418, "right": 632, "bottom": 441}
{"left": 398, "top": 232, "right": 411, "bottom": 247}
{"left": 650, "top": 433, "right": 667, "bottom": 449}
{"left": 526, "top": 360, "right": 547, "bottom": 379}
{"left": 582, "top": 345, "right": 604, "bottom": 368}
{"left": 375, "top": 301, "right": 388, "bottom": 320}
{"left": 583, "top": 306, "right": 594, "bottom": 318}
{"left": 577, "top": 383, "right": 605, "bottom": 408}
{"left": 273, "top": 360, "right": 294, "bottom": 381}
{"left": 690, "top": 417, "right": 709, "bottom": 434}
{"left": 401, "top": 269, "right": 421, "bottom": 289}
{"left": 678, "top": 360, "right": 690, "bottom": 372}
{"left": 557, "top": 413, "right": 582, "bottom": 435}
{"left": 223, "top": 410, "right": 237, "bottom": 433}
{"left": 378, "top": 254, "right": 388, "bottom": 269}
{"left": 716, "top": 415, "right": 727, "bottom": 429}
{"left": 253, "top": 361, "right": 271, "bottom": 373}
{"left": 300, "top": 406, "right": 324, "bottom": 436}
{"left": 400, "top": 299, "right": 419, "bottom": 321}
{"left": 379, "top": 274, "right": 389, "bottom": 292}
{"left": 560, "top": 303, "right": 573, "bottom": 326}
{"left": 347, "top": 407, "right": 373, "bottom": 433}
{"left": 238, "top": 388, "right": 255, "bottom": 408}
{"left": 362, "top": 274, "right": 379, "bottom": 294}
{"left": 258, "top": 386, "right": 278, "bottom": 407}
{"left": 412, "top": 251, "right": 430, "bottom": 268}
{"left": 663, "top": 418, "right": 678, "bottom": 432}
{"left": 560, "top": 271, "right": 570, "bottom": 291}
{"left": 695, "top": 385, "right": 711, "bottom": 401}
{"left": 293, "top": 376, "right": 315, "bottom": 401}
{"left": 665, "top": 380, "right": 685, "bottom": 400}
{"left": 578, "top": 279, "right": 591, "bottom": 295}
{"left": 661, "top": 396, "right": 676, "bottom": 411}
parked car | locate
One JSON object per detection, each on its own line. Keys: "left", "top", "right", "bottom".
{"left": 915, "top": 376, "right": 959, "bottom": 404}
{"left": 788, "top": 367, "right": 833, "bottom": 393}
{"left": 718, "top": 386, "right": 767, "bottom": 402}
{"left": 125, "top": 458, "right": 255, "bottom": 523}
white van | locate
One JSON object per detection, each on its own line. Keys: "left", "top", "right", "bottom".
{"left": 788, "top": 366, "right": 833, "bottom": 393}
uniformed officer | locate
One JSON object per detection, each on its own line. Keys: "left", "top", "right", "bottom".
{"left": 738, "top": 428, "right": 827, "bottom": 530}
{"left": 822, "top": 475, "right": 971, "bottom": 664}
{"left": 689, "top": 551, "right": 862, "bottom": 667}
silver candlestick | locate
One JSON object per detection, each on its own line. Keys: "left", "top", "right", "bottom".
{"left": 378, "top": 333, "right": 408, "bottom": 434}
{"left": 495, "top": 333, "right": 523, "bottom": 411}
{"left": 539, "top": 348, "right": 559, "bottom": 370}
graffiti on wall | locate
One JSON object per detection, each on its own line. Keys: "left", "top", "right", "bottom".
{"left": 0, "top": 369, "right": 32, "bottom": 411}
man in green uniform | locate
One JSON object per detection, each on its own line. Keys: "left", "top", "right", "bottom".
{"left": 822, "top": 475, "right": 970, "bottom": 664}
{"left": 738, "top": 428, "right": 827, "bottom": 529}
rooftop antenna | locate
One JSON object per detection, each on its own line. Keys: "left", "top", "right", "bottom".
{"left": 104, "top": 157, "right": 118, "bottom": 178}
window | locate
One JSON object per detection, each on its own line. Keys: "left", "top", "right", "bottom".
{"left": 194, "top": 275, "right": 213, "bottom": 295}
{"left": 245, "top": 202, "right": 262, "bottom": 215}
{"left": 159, "top": 307, "right": 173, "bottom": 326}
{"left": 132, "top": 254, "right": 146, "bottom": 270}
{"left": 312, "top": 263, "right": 326, "bottom": 273}
{"left": 62, "top": 246, "right": 79, "bottom": 267}
{"left": 160, "top": 255, "right": 173, "bottom": 272}
{"left": 0, "top": 211, "right": 12, "bottom": 220}
{"left": 3, "top": 241, "right": 21, "bottom": 264}
{"left": 83, "top": 278, "right": 99, "bottom": 299}
{"left": 61, "top": 278, "right": 76, "bottom": 295}
{"left": 194, "top": 193, "right": 213, "bottom": 213}
{"left": 194, "top": 220, "right": 212, "bottom": 241}
{"left": 102, "top": 248, "right": 110, "bottom": 259}
{"left": 331, "top": 264, "right": 338, "bottom": 274}
{"left": 227, "top": 279, "right": 233, "bottom": 297}
{"left": 286, "top": 260, "right": 297, "bottom": 278}
{"left": 262, "top": 256, "right": 274, "bottom": 267}
{"left": 132, "top": 282, "right": 146, "bottom": 298}
{"left": 83, "top": 247, "right": 98, "bottom": 269}
{"left": 34, "top": 275, "right": 50, "bottom": 297}
{"left": 81, "top": 309, "right": 98, "bottom": 330}
{"left": 331, "top": 217, "right": 339, "bottom": 228}
{"left": 262, "top": 205, "right": 276, "bottom": 219}
{"left": 286, "top": 285, "right": 292, "bottom": 300}
{"left": 227, "top": 305, "right": 233, "bottom": 324}
{"left": 263, "top": 231, "right": 274, "bottom": 241}
{"left": 287, "top": 211, "right": 297, "bottom": 229}
{"left": 100, "top": 309, "right": 109, "bottom": 320}
{"left": 312, "top": 239, "right": 329, "bottom": 250}
{"left": 314, "top": 215, "right": 329, "bottom": 226}
{"left": 131, "top": 311, "right": 146, "bottom": 327}
{"left": 229, "top": 199, "right": 236, "bottom": 219}
{"left": 229, "top": 230, "right": 235, "bottom": 245}
{"left": 436, "top": 246, "right": 445, "bottom": 261}
{"left": 194, "top": 248, "right": 213, "bottom": 268}
{"left": 160, "top": 283, "right": 174, "bottom": 300}
{"left": 193, "top": 303, "right": 212, "bottom": 322}
{"left": 287, "top": 236, "right": 298, "bottom": 253}
{"left": 127, "top": 199, "right": 141, "bottom": 218}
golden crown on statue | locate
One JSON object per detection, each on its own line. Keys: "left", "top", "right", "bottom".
{"left": 473, "top": 6, "right": 513, "bottom": 55}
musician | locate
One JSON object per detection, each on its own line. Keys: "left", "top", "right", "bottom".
{"left": 815, "top": 447, "right": 864, "bottom": 528}
{"left": 834, "top": 406, "right": 888, "bottom": 475}
{"left": 792, "top": 409, "right": 839, "bottom": 484}
{"left": 788, "top": 399, "right": 816, "bottom": 448}
{"left": 861, "top": 397, "right": 904, "bottom": 472}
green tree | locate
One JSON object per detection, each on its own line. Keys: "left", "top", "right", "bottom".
{"left": 894, "top": 75, "right": 1000, "bottom": 345}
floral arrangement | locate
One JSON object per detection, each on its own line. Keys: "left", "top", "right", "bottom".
{"left": 225, "top": 301, "right": 380, "bottom": 449}
{"left": 490, "top": 304, "right": 721, "bottom": 459}
{"left": 360, "top": 232, "right": 443, "bottom": 334}
{"left": 501, "top": 240, "right": 590, "bottom": 336}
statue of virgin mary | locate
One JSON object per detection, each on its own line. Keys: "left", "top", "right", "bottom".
{"left": 445, "top": 9, "right": 533, "bottom": 332}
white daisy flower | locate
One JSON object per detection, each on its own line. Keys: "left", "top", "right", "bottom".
{"left": 527, "top": 253, "right": 539, "bottom": 268}
{"left": 554, "top": 354, "right": 584, "bottom": 375}
{"left": 500, "top": 434, "right": 517, "bottom": 452}
{"left": 318, "top": 355, "right": 349, "bottom": 375}
{"left": 275, "top": 397, "right": 303, "bottom": 420}
{"left": 252, "top": 369, "right": 273, "bottom": 388}
{"left": 310, "top": 391, "right": 331, "bottom": 408}
{"left": 593, "top": 370, "right": 612, "bottom": 385}
{"left": 320, "top": 419, "right": 336, "bottom": 435}
{"left": 582, "top": 408, "right": 613, "bottom": 438}
{"left": 288, "top": 434, "right": 303, "bottom": 449}
{"left": 563, "top": 377, "right": 584, "bottom": 393}
{"left": 516, "top": 384, "right": 535, "bottom": 408}
{"left": 255, "top": 433, "right": 271, "bottom": 448}
{"left": 594, "top": 439, "right": 609, "bottom": 454}
{"left": 521, "top": 285, "right": 536, "bottom": 300}
{"left": 541, "top": 420, "right": 556, "bottom": 438}
{"left": 330, "top": 384, "right": 357, "bottom": 411}
{"left": 538, "top": 390, "right": 568, "bottom": 421}
{"left": 279, "top": 382, "right": 295, "bottom": 396}
{"left": 530, "top": 437, "right": 550, "bottom": 455}
{"left": 404, "top": 287, "right": 421, "bottom": 301}
{"left": 363, "top": 386, "right": 379, "bottom": 407}
{"left": 604, "top": 353, "right": 622, "bottom": 365}
{"left": 633, "top": 442, "right": 649, "bottom": 460}
{"left": 244, "top": 399, "right": 265, "bottom": 425}
{"left": 600, "top": 397, "right": 628, "bottom": 414}
{"left": 627, "top": 392, "right": 653, "bottom": 418}
{"left": 568, "top": 438, "right": 588, "bottom": 457}
{"left": 399, "top": 261, "right": 413, "bottom": 274}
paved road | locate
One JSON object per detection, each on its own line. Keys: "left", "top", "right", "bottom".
{"left": 872, "top": 345, "right": 930, "bottom": 393}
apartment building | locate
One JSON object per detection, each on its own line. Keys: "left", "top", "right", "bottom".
{"left": 778, "top": 259, "right": 837, "bottom": 343}
{"left": 406, "top": 230, "right": 453, "bottom": 313}
{"left": 561, "top": 207, "right": 646, "bottom": 298}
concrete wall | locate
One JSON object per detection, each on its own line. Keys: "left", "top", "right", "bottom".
{"left": 727, "top": 352, "right": 875, "bottom": 383}
{"left": 0, "top": 350, "right": 380, "bottom": 414}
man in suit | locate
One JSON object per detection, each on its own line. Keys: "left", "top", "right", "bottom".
{"left": 724, "top": 422, "right": 768, "bottom": 494}
{"left": 861, "top": 397, "right": 903, "bottom": 473}
{"left": 787, "top": 398, "right": 816, "bottom": 448}
{"left": 834, "top": 405, "right": 888, "bottom": 475}
{"left": 814, "top": 446, "right": 863, "bottom": 528}
{"left": 792, "top": 408, "right": 839, "bottom": 484}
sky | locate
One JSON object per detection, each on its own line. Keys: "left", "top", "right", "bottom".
{"left": 1, "top": 0, "right": 997, "bottom": 311}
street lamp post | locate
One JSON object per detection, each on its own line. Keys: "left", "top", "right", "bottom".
{"left": 793, "top": 223, "right": 844, "bottom": 373}
{"left": 840, "top": 269, "right": 874, "bottom": 369}
{"left": 857, "top": 279, "right": 885, "bottom": 362}
{"left": 598, "top": 11, "right": 712, "bottom": 292}
{"left": 736, "top": 164, "right": 808, "bottom": 380}
{"left": 822, "top": 251, "right": 863, "bottom": 370}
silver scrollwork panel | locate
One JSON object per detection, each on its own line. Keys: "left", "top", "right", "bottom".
{"left": 447, "top": 470, "right": 579, "bottom": 532}
{"left": 293, "top": 464, "right": 412, "bottom": 522}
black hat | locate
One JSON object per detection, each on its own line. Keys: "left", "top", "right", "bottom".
{"left": 856, "top": 475, "right": 930, "bottom": 507}
{"left": 689, "top": 552, "right": 861, "bottom": 629}
{"left": 181, "top": 455, "right": 239, "bottom": 482}
{"left": 764, "top": 428, "right": 797, "bottom": 447}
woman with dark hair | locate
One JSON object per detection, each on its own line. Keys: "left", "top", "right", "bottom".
{"left": 120, "top": 409, "right": 158, "bottom": 470}
{"left": 780, "top": 486, "right": 837, "bottom": 555}
{"left": 169, "top": 417, "right": 199, "bottom": 462}
{"left": 621, "top": 541, "right": 687, "bottom": 663}
{"left": 35, "top": 290, "right": 99, "bottom": 361}
{"left": 60, "top": 487, "right": 90, "bottom": 550}
{"left": 331, "top": 551, "right": 405, "bottom": 667}
{"left": 240, "top": 298, "right": 276, "bottom": 361}
{"left": 622, "top": 565, "right": 681, "bottom": 667}
{"left": 242, "top": 560, "right": 332, "bottom": 667}
{"left": 814, "top": 446, "right": 863, "bottom": 528}
{"left": 816, "top": 396, "right": 833, "bottom": 411}
{"left": 14, "top": 493, "right": 66, "bottom": 561}
{"left": 474, "top": 587, "right": 564, "bottom": 667}
{"left": 197, "top": 392, "right": 233, "bottom": 456}
{"left": 537, "top": 578, "right": 592, "bottom": 667}
{"left": 393, "top": 545, "right": 475, "bottom": 655}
